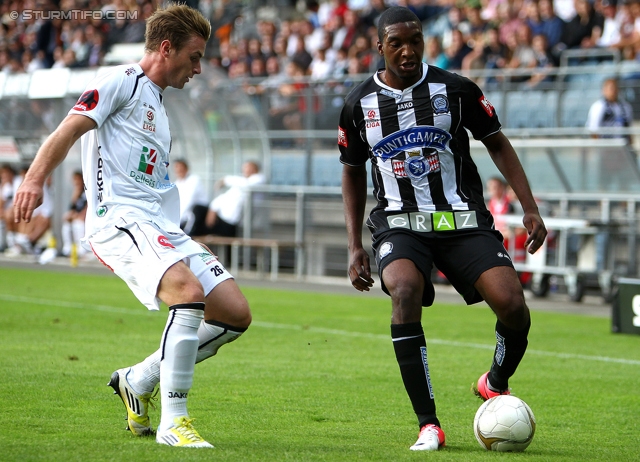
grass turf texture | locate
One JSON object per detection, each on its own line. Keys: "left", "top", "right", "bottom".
{"left": 0, "top": 267, "right": 639, "bottom": 461}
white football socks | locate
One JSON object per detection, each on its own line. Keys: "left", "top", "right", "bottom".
{"left": 127, "top": 313, "right": 247, "bottom": 433}
{"left": 157, "top": 303, "right": 203, "bottom": 433}
{"left": 195, "top": 320, "right": 247, "bottom": 363}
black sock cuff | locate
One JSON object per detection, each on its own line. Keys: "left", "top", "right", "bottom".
{"left": 205, "top": 319, "right": 248, "bottom": 332}
{"left": 418, "top": 415, "right": 441, "bottom": 429}
{"left": 391, "top": 322, "right": 424, "bottom": 339}
{"left": 169, "top": 302, "right": 205, "bottom": 311}
{"left": 496, "top": 317, "right": 531, "bottom": 337}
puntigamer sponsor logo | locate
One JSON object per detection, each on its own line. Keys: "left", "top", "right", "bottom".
{"left": 387, "top": 210, "right": 478, "bottom": 232}
{"left": 372, "top": 126, "right": 451, "bottom": 161}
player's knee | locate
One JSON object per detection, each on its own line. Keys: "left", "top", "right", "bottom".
{"left": 204, "top": 295, "right": 252, "bottom": 328}
{"left": 389, "top": 280, "right": 423, "bottom": 307}
{"left": 491, "top": 291, "right": 529, "bottom": 329}
{"left": 176, "top": 282, "right": 205, "bottom": 304}
{"left": 234, "top": 298, "right": 252, "bottom": 329}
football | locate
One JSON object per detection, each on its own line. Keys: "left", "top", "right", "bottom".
{"left": 473, "top": 395, "right": 536, "bottom": 452}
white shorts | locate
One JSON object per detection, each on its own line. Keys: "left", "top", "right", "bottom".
{"left": 88, "top": 212, "right": 233, "bottom": 310}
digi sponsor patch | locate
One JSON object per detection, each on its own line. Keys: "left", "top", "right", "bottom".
{"left": 338, "top": 126, "right": 348, "bottom": 147}
{"left": 478, "top": 95, "right": 495, "bottom": 117}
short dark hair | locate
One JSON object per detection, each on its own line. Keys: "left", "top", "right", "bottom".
{"left": 377, "top": 6, "right": 421, "bottom": 42}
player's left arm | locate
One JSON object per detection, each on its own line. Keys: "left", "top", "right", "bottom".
{"left": 482, "top": 131, "right": 547, "bottom": 254}
{"left": 13, "top": 114, "right": 96, "bottom": 223}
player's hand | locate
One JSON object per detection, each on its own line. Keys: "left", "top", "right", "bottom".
{"left": 13, "top": 180, "right": 43, "bottom": 224}
{"left": 348, "top": 248, "right": 374, "bottom": 292}
{"left": 522, "top": 212, "right": 547, "bottom": 254}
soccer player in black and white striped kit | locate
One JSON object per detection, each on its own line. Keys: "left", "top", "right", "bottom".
{"left": 339, "top": 6, "right": 547, "bottom": 451}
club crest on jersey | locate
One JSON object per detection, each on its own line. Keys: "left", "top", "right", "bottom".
{"left": 378, "top": 242, "right": 393, "bottom": 259}
{"left": 405, "top": 156, "right": 429, "bottom": 179}
{"left": 143, "top": 109, "right": 156, "bottom": 132}
{"left": 479, "top": 95, "right": 495, "bottom": 117}
{"left": 372, "top": 126, "right": 451, "bottom": 161}
{"left": 431, "top": 95, "right": 449, "bottom": 114}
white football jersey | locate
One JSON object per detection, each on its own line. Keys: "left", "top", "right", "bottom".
{"left": 69, "top": 63, "right": 179, "bottom": 237}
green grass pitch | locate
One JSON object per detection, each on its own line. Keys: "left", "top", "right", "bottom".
{"left": 0, "top": 266, "right": 639, "bottom": 461}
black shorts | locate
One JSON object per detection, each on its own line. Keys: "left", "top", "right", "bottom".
{"left": 372, "top": 229, "right": 514, "bottom": 306}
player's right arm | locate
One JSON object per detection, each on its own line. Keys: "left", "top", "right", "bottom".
{"left": 13, "top": 114, "right": 96, "bottom": 223}
{"left": 339, "top": 94, "right": 374, "bottom": 291}
{"left": 342, "top": 163, "right": 374, "bottom": 292}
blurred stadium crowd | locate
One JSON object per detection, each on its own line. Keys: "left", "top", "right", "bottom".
{"left": 1, "top": 0, "right": 640, "bottom": 78}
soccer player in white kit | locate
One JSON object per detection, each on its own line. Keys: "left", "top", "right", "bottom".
{"left": 13, "top": 4, "right": 251, "bottom": 448}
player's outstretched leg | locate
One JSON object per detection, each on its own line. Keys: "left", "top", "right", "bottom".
{"left": 473, "top": 317, "right": 530, "bottom": 400}
{"left": 472, "top": 266, "right": 531, "bottom": 400}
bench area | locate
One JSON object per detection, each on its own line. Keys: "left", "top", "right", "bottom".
{"left": 192, "top": 235, "right": 300, "bottom": 280}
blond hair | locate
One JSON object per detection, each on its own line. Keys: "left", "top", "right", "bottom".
{"left": 144, "top": 4, "right": 211, "bottom": 53}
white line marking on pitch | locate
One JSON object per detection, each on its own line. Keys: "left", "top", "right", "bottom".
{"left": 2, "top": 294, "right": 639, "bottom": 366}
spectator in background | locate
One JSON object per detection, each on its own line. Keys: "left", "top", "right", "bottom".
{"left": 477, "top": 27, "right": 509, "bottom": 85}
{"left": 504, "top": 23, "right": 536, "bottom": 81}
{"left": 424, "top": 35, "right": 449, "bottom": 69}
{"left": 69, "top": 27, "right": 90, "bottom": 66}
{"left": 524, "top": 33, "right": 555, "bottom": 87}
{"left": 310, "top": 47, "right": 334, "bottom": 80}
{"left": 554, "top": 0, "right": 604, "bottom": 61}
{"left": 249, "top": 57, "right": 267, "bottom": 78}
{"left": 586, "top": 77, "right": 634, "bottom": 267}
{"left": 337, "top": 9, "right": 364, "bottom": 51}
{"left": 538, "top": 0, "right": 566, "bottom": 54}
{"left": 498, "top": 2, "right": 525, "bottom": 47}
{"left": 595, "top": 0, "right": 623, "bottom": 48}
{"left": 0, "top": 164, "right": 21, "bottom": 251}
{"left": 463, "top": 0, "right": 490, "bottom": 48}
{"left": 85, "top": 27, "right": 106, "bottom": 68}
{"left": 291, "top": 35, "right": 313, "bottom": 72}
{"left": 60, "top": 170, "right": 88, "bottom": 258}
{"left": 587, "top": 77, "right": 633, "bottom": 143}
{"left": 185, "top": 161, "right": 265, "bottom": 238}
{"left": 444, "top": 27, "right": 473, "bottom": 70}
{"left": 361, "top": 0, "right": 388, "bottom": 30}
{"left": 348, "top": 34, "right": 376, "bottom": 71}
{"left": 173, "top": 158, "right": 208, "bottom": 230}
{"left": 609, "top": 0, "right": 640, "bottom": 59}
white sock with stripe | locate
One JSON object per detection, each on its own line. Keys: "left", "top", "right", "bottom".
{"left": 157, "top": 303, "right": 203, "bottom": 434}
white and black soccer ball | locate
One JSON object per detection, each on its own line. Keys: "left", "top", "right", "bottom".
{"left": 473, "top": 395, "right": 536, "bottom": 452}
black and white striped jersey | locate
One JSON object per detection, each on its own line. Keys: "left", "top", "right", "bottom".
{"left": 339, "top": 63, "right": 502, "bottom": 233}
